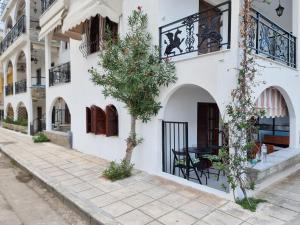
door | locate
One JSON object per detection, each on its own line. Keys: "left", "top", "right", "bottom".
{"left": 197, "top": 103, "right": 219, "bottom": 149}
{"left": 37, "top": 107, "right": 42, "bottom": 132}
{"left": 36, "top": 68, "right": 41, "bottom": 85}
{"left": 198, "top": 0, "right": 221, "bottom": 54}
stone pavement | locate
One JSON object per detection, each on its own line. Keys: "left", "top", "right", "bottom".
{"left": 0, "top": 128, "right": 299, "bottom": 225}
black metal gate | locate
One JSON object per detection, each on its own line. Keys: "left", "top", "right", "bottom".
{"left": 162, "top": 121, "right": 188, "bottom": 174}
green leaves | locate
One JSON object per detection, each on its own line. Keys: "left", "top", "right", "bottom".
{"left": 89, "top": 9, "right": 176, "bottom": 123}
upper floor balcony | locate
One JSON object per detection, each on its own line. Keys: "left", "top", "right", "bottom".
{"left": 159, "top": 1, "right": 231, "bottom": 60}
{"left": 0, "top": 15, "right": 26, "bottom": 55}
{"left": 15, "top": 79, "right": 27, "bottom": 94}
{"left": 159, "top": 1, "right": 296, "bottom": 69}
{"left": 5, "top": 84, "right": 13, "bottom": 96}
{"left": 49, "top": 62, "right": 71, "bottom": 87}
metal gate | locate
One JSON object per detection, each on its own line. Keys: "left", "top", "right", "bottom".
{"left": 162, "top": 121, "right": 188, "bottom": 174}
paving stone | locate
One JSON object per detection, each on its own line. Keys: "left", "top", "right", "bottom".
{"left": 90, "top": 194, "right": 118, "bottom": 208}
{"left": 158, "top": 210, "right": 197, "bottom": 225}
{"left": 122, "top": 193, "right": 154, "bottom": 208}
{"left": 78, "top": 188, "right": 104, "bottom": 199}
{"left": 247, "top": 214, "right": 285, "bottom": 225}
{"left": 140, "top": 200, "right": 173, "bottom": 218}
{"left": 116, "top": 209, "right": 153, "bottom": 225}
{"left": 179, "top": 200, "right": 214, "bottom": 219}
{"left": 257, "top": 203, "right": 298, "bottom": 222}
{"left": 159, "top": 193, "right": 190, "bottom": 208}
{"left": 202, "top": 210, "right": 243, "bottom": 225}
{"left": 147, "top": 221, "right": 163, "bottom": 225}
{"left": 102, "top": 201, "right": 134, "bottom": 217}
{"left": 197, "top": 193, "right": 228, "bottom": 208}
{"left": 143, "top": 187, "right": 170, "bottom": 199}
{"left": 218, "top": 201, "right": 253, "bottom": 221}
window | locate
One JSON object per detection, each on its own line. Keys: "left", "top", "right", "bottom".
{"left": 81, "top": 15, "right": 118, "bottom": 56}
{"left": 86, "top": 107, "right": 91, "bottom": 133}
{"left": 91, "top": 105, "right": 106, "bottom": 135}
{"left": 106, "top": 105, "right": 118, "bottom": 136}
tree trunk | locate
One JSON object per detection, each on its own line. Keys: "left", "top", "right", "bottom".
{"left": 124, "top": 115, "right": 137, "bottom": 163}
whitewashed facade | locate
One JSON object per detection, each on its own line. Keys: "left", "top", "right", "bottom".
{"left": 1, "top": 0, "right": 300, "bottom": 197}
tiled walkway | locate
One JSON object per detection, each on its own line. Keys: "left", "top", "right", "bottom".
{"left": 0, "top": 128, "right": 299, "bottom": 225}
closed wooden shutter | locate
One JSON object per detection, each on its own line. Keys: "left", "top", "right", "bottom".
{"left": 106, "top": 105, "right": 118, "bottom": 136}
{"left": 86, "top": 107, "right": 91, "bottom": 133}
{"left": 65, "top": 104, "right": 71, "bottom": 124}
{"left": 91, "top": 105, "right": 106, "bottom": 135}
{"left": 52, "top": 106, "right": 56, "bottom": 124}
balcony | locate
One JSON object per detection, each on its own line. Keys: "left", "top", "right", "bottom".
{"left": 15, "top": 79, "right": 27, "bottom": 94}
{"left": 49, "top": 62, "right": 71, "bottom": 87}
{"left": 0, "top": 15, "right": 26, "bottom": 55}
{"left": 249, "top": 9, "right": 296, "bottom": 68}
{"left": 41, "top": 0, "right": 56, "bottom": 13}
{"left": 159, "top": 1, "right": 231, "bottom": 60}
{"left": 5, "top": 84, "right": 13, "bottom": 96}
{"left": 31, "top": 77, "right": 46, "bottom": 100}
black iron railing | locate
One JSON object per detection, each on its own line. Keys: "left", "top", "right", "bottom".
{"left": 15, "top": 79, "right": 27, "bottom": 94}
{"left": 49, "top": 62, "right": 71, "bottom": 87}
{"left": 5, "top": 84, "right": 13, "bottom": 96}
{"left": 249, "top": 9, "right": 296, "bottom": 68}
{"left": 162, "top": 121, "right": 189, "bottom": 174}
{"left": 79, "top": 40, "right": 102, "bottom": 57}
{"left": 159, "top": 1, "right": 231, "bottom": 59}
{"left": 0, "top": 15, "right": 26, "bottom": 54}
{"left": 41, "top": 0, "right": 56, "bottom": 13}
{"left": 32, "top": 76, "right": 46, "bottom": 87}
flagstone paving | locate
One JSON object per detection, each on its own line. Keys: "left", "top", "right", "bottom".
{"left": 0, "top": 128, "right": 300, "bottom": 225}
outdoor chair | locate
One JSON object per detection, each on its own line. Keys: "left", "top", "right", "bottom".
{"left": 172, "top": 149, "right": 208, "bottom": 185}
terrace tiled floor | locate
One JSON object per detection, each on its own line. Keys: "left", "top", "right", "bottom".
{"left": 0, "top": 128, "right": 299, "bottom": 225}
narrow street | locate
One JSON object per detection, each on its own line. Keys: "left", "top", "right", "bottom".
{"left": 0, "top": 153, "right": 88, "bottom": 225}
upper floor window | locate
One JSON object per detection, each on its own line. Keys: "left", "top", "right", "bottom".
{"left": 79, "top": 15, "right": 118, "bottom": 57}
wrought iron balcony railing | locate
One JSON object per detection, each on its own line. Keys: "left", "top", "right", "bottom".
{"left": 5, "top": 84, "right": 13, "bottom": 96}
{"left": 159, "top": 1, "right": 231, "bottom": 60}
{"left": 49, "top": 62, "right": 71, "bottom": 87}
{"left": 0, "top": 15, "right": 26, "bottom": 55}
{"left": 41, "top": 0, "right": 56, "bottom": 13}
{"left": 249, "top": 9, "right": 296, "bottom": 68}
{"left": 32, "top": 76, "right": 46, "bottom": 87}
{"left": 15, "top": 79, "right": 27, "bottom": 94}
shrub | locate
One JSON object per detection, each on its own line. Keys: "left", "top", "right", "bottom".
{"left": 33, "top": 132, "right": 49, "bottom": 143}
{"left": 236, "top": 198, "right": 267, "bottom": 212}
{"left": 3, "top": 118, "right": 28, "bottom": 126}
{"left": 103, "top": 160, "right": 134, "bottom": 181}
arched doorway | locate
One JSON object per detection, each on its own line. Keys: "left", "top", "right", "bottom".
{"left": 15, "top": 51, "right": 27, "bottom": 94}
{"left": 255, "top": 87, "right": 291, "bottom": 152}
{"left": 51, "top": 97, "right": 71, "bottom": 132}
{"left": 162, "top": 85, "right": 226, "bottom": 190}
{"left": 5, "top": 61, "right": 13, "bottom": 96}
{"left": 6, "top": 103, "right": 14, "bottom": 121}
{"left": 16, "top": 102, "right": 28, "bottom": 125}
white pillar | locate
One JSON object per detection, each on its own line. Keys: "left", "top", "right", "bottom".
{"left": 26, "top": 45, "right": 33, "bottom": 135}
{"left": 45, "top": 34, "right": 52, "bottom": 131}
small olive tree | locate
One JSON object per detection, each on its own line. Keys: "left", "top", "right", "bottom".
{"left": 89, "top": 8, "right": 176, "bottom": 163}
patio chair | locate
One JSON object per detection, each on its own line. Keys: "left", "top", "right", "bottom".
{"left": 172, "top": 149, "right": 208, "bottom": 185}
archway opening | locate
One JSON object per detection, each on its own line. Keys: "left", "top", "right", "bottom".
{"left": 51, "top": 97, "right": 71, "bottom": 132}
{"left": 16, "top": 102, "right": 28, "bottom": 126}
{"left": 162, "top": 85, "right": 227, "bottom": 191}
{"left": 255, "top": 87, "right": 290, "bottom": 153}
{"left": 6, "top": 103, "right": 14, "bottom": 121}
{"left": 5, "top": 61, "right": 13, "bottom": 96}
{"left": 15, "top": 51, "right": 27, "bottom": 94}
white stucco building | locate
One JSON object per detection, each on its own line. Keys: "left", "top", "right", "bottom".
{"left": 1, "top": 0, "right": 300, "bottom": 197}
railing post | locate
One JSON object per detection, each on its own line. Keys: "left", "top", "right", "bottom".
{"left": 287, "top": 33, "right": 290, "bottom": 67}
{"left": 159, "top": 27, "right": 162, "bottom": 60}
{"left": 255, "top": 12, "right": 260, "bottom": 54}
{"left": 227, "top": 1, "right": 231, "bottom": 49}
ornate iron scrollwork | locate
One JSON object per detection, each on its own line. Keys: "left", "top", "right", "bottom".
{"left": 164, "top": 30, "right": 185, "bottom": 56}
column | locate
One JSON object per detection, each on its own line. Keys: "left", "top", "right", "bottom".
{"left": 45, "top": 34, "right": 52, "bottom": 131}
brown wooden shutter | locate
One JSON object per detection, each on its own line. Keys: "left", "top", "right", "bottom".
{"left": 65, "top": 104, "right": 71, "bottom": 124}
{"left": 106, "top": 105, "right": 118, "bottom": 137}
{"left": 91, "top": 105, "right": 97, "bottom": 134}
{"left": 86, "top": 107, "right": 92, "bottom": 133}
{"left": 94, "top": 106, "right": 106, "bottom": 135}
